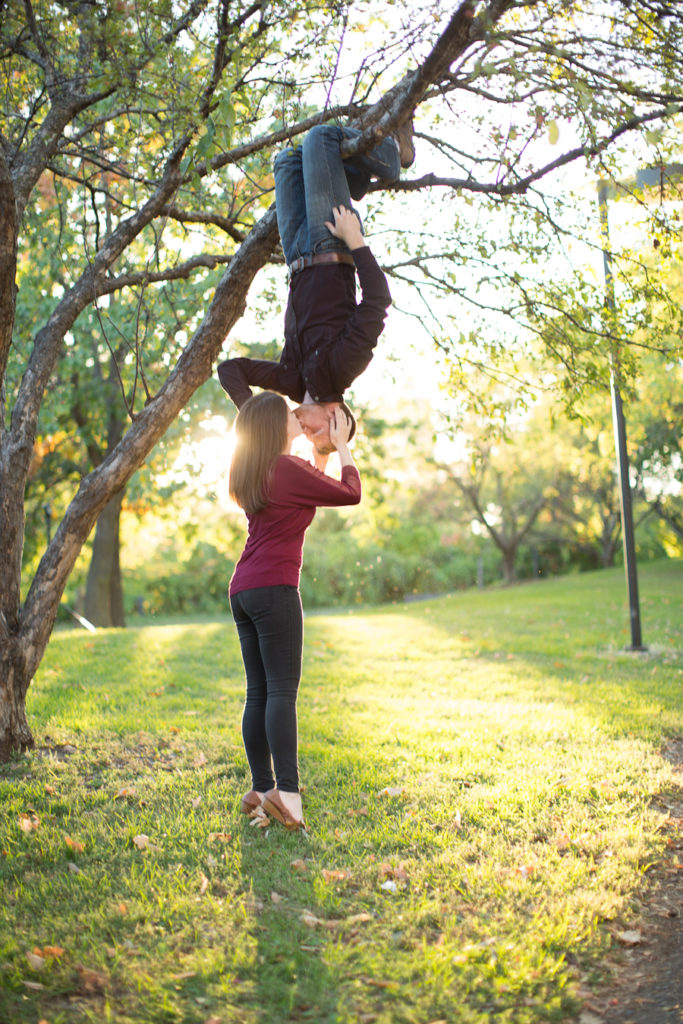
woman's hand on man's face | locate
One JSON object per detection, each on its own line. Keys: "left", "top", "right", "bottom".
{"left": 329, "top": 407, "right": 352, "bottom": 448}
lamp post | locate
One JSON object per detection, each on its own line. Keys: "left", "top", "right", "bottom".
{"left": 596, "top": 162, "right": 683, "bottom": 651}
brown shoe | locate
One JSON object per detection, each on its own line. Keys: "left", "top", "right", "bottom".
{"left": 262, "top": 789, "right": 305, "bottom": 831}
{"left": 240, "top": 790, "right": 264, "bottom": 815}
{"left": 393, "top": 118, "right": 415, "bottom": 169}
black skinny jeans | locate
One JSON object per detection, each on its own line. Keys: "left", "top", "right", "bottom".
{"left": 230, "top": 585, "right": 303, "bottom": 793}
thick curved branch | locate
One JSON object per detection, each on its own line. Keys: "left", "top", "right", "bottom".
{"left": 19, "top": 207, "right": 280, "bottom": 665}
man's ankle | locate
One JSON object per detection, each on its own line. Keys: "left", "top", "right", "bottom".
{"left": 393, "top": 118, "right": 415, "bottom": 169}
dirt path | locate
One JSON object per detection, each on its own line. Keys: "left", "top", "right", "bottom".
{"left": 576, "top": 737, "right": 683, "bottom": 1024}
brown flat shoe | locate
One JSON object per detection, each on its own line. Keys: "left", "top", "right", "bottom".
{"left": 240, "top": 790, "right": 264, "bottom": 815}
{"left": 262, "top": 789, "right": 305, "bottom": 831}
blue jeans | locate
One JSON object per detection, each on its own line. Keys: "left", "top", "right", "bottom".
{"left": 273, "top": 124, "right": 400, "bottom": 265}
{"left": 230, "top": 585, "right": 304, "bottom": 793}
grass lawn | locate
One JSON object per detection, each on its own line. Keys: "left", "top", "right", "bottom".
{"left": 1, "top": 560, "right": 681, "bottom": 1024}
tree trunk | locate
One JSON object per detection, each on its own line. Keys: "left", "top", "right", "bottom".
{"left": 600, "top": 513, "right": 620, "bottom": 567}
{"left": 84, "top": 492, "right": 125, "bottom": 627}
{"left": 650, "top": 498, "right": 683, "bottom": 541}
{"left": 0, "top": 207, "right": 280, "bottom": 759}
{"left": 0, "top": 638, "right": 34, "bottom": 759}
{"left": 501, "top": 548, "right": 517, "bottom": 584}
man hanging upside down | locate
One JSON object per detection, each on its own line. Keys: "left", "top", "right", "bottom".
{"left": 217, "top": 119, "right": 415, "bottom": 453}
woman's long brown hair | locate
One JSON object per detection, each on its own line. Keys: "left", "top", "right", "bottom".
{"left": 229, "top": 392, "right": 288, "bottom": 515}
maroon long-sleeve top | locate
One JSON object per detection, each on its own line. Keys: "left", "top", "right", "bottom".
{"left": 230, "top": 455, "right": 361, "bottom": 597}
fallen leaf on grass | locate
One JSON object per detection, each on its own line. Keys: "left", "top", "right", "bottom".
{"left": 41, "top": 945, "right": 65, "bottom": 958}
{"left": 132, "top": 834, "right": 150, "bottom": 850}
{"left": 249, "top": 816, "right": 269, "bottom": 829}
{"left": 378, "top": 786, "right": 405, "bottom": 798}
{"left": 45, "top": 785, "right": 56, "bottom": 796}
{"left": 248, "top": 806, "right": 269, "bottom": 828}
{"left": 18, "top": 813, "right": 40, "bottom": 833}
{"left": 321, "top": 869, "right": 349, "bottom": 883}
{"left": 209, "top": 832, "right": 232, "bottom": 842}
{"left": 358, "top": 975, "right": 399, "bottom": 989}
{"left": 555, "top": 831, "right": 571, "bottom": 852}
{"left": 172, "top": 971, "right": 197, "bottom": 981}
{"left": 615, "top": 929, "right": 642, "bottom": 946}
{"left": 379, "top": 862, "right": 408, "bottom": 881}
{"left": 291, "top": 859, "right": 307, "bottom": 872}
{"left": 115, "top": 787, "right": 137, "bottom": 799}
{"left": 65, "top": 835, "right": 84, "bottom": 853}
{"left": 271, "top": 891, "right": 284, "bottom": 904}
{"left": 25, "top": 950, "right": 45, "bottom": 971}
{"left": 77, "top": 965, "right": 108, "bottom": 993}
{"left": 198, "top": 873, "right": 209, "bottom": 896}
{"left": 22, "top": 981, "right": 45, "bottom": 991}
{"left": 515, "top": 864, "right": 537, "bottom": 880}
{"left": 191, "top": 797, "right": 202, "bottom": 809}
{"left": 67, "top": 861, "right": 81, "bottom": 875}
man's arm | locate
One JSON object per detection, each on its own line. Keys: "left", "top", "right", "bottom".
{"left": 217, "top": 357, "right": 302, "bottom": 409}
{"left": 323, "top": 203, "right": 391, "bottom": 394}
{"left": 325, "top": 244, "right": 391, "bottom": 393}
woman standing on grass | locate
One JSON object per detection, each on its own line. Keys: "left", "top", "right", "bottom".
{"left": 228, "top": 391, "right": 360, "bottom": 830}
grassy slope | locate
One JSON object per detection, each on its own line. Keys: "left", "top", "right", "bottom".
{"left": 0, "top": 560, "right": 681, "bottom": 1024}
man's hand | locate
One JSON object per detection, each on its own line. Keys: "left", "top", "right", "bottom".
{"left": 325, "top": 205, "right": 365, "bottom": 251}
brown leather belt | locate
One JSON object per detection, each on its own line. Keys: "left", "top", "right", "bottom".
{"left": 288, "top": 252, "right": 355, "bottom": 277}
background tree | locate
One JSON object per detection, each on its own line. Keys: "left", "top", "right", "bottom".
{"left": 2, "top": 0, "right": 683, "bottom": 758}
{"left": 443, "top": 421, "right": 561, "bottom": 583}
